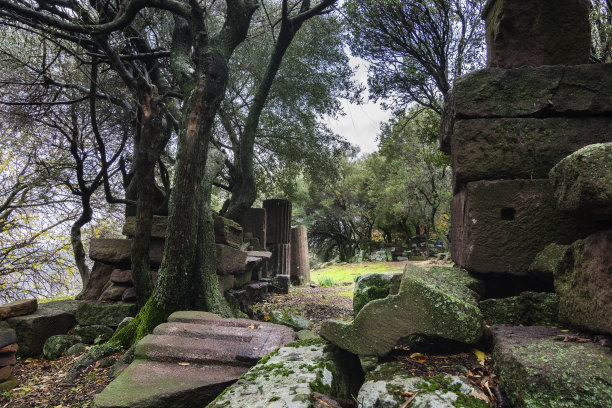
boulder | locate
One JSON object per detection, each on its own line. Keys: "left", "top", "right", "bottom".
{"left": 451, "top": 179, "right": 600, "bottom": 276}
{"left": 89, "top": 238, "right": 164, "bottom": 268}
{"left": 214, "top": 216, "right": 243, "bottom": 249}
{"left": 553, "top": 230, "right": 612, "bottom": 335}
{"left": 479, "top": 292, "right": 559, "bottom": 326}
{"left": 263, "top": 199, "right": 292, "bottom": 245}
{"left": 0, "top": 366, "right": 12, "bottom": 381}
{"left": 482, "top": 0, "right": 590, "bottom": 68}
{"left": 43, "top": 335, "right": 81, "bottom": 360}
{"left": 549, "top": 143, "right": 612, "bottom": 219}
{"left": 6, "top": 307, "right": 76, "bottom": 356}
{"left": 110, "top": 269, "right": 133, "bottom": 284}
{"left": 81, "top": 262, "right": 115, "bottom": 301}
{"left": 0, "top": 299, "right": 37, "bottom": 319}
{"left": 268, "top": 311, "right": 311, "bottom": 331}
{"left": 320, "top": 265, "right": 483, "bottom": 357}
{"left": 353, "top": 273, "right": 402, "bottom": 315}
{"left": 215, "top": 244, "right": 247, "bottom": 275}
{"left": 452, "top": 118, "right": 612, "bottom": 188}
{"left": 76, "top": 301, "right": 138, "bottom": 327}
{"left": 487, "top": 325, "right": 612, "bottom": 408}
{"left": 121, "top": 287, "right": 137, "bottom": 302}
{"left": 208, "top": 339, "right": 361, "bottom": 408}
{"left": 0, "top": 376, "right": 18, "bottom": 392}
{"left": 74, "top": 325, "right": 115, "bottom": 344}
{"left": 115, "top": 317, "right": 134, "bottom": 334}
{"left": 290, "top": 226, "right": 310, "bottom": 285}
{"left": 122, "top": 215, "right": 168, "bottom": 239}
{"left": 241, "top": 208, "right": 266, "bottom": 251}
{"left": 99, "top": 283, "right": 130, "bottom": 302}
{"left": 528, "top": 244, "right": 570, "bottom": 277}
{"left": 271, "top": 274, "right": 290, "bottom": 294}
{"left": 358, "top": 362, "right": 488, "bottom": 408}
{"left": 65, "top": 343, "right": 87, "bottom": 356}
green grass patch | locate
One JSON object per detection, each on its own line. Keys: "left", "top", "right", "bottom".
{"left": 38, "top": 295, "right": 75, "bottom": 303}
{"left": 311, "top": 261, "right": 409, "bottom": 286}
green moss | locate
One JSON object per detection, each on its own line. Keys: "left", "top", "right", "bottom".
{"left": 454, "top": 394, "right": 490, "bottom": 408}
{"left": 268, "top": 396, "right": 280, "bottom": 402}
{"left": 284, "top": 338, "right": 326, "bottom": 348}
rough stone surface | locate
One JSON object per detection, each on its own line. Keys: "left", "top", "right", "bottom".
{"left": 0, "top": 299, "right": 38, "bottom": 320}
{"left": 0, "top": 352, "right": 16, "bottom": 367}
{"left": 263, "top": 199, "right": 292, "bottom": 245}
{"left": 0, "top": 327, "right": 17, "bottom": 350}
{"left": 115, "top": 317, "right": 134, "bottom": 334}
{"left": 89, "top": 239, "right": 164, "bottom": 267}
{"left": 452, "top": 118, "right": 612, "bottom": 188}
{"left": 358, "top": 362, "right": 487, "bottom": 408}
{"left": 482, "top": 0, "right": 590, "bottom": 69}
{"left": 81, "top": 262, "right": 115, "bottom": 301}
{"left": 215, "top": 245, "right": 247, "bottom": 275}
{"left": 479, "top": 292, "right": 559, "bottom": 326}
{"left": 122, "top": 216, "right": 168, "bottom": 239}
{"left": 6, "top": 307, "right": 76, "bottom": 356}
{"left": 74, "top": 325, "right": 115, "bottom": 344}
{"left": 268, "top": 243, "right": 291, "bottom": 277}
{"left": 43, "top": 335, "right": 81, "bottom": 360}
{"left": 487, "top": 325, "right": 612, "bottom": 408}
{"left": 0, "top": 376, "right": 18, "bottom": 392}
{"left": 121, "top": 287, "right": 136, "bottom": 302}
{"left": 272, "top": 274, "right": 291, "bottom": 294}
{"left": 110, "top": 269, "right": 132, "bottom": 284}
{"left": 241, "top": 208, "right": 266, "bottom": 251}
{"left": 76, "top": 302, "right": 137, "bottom": 327}
{"left": 553, "top": 230, "right": 612, "bottom": 335}
{"left": 353, "top": 273, "right": 402, "bottom": 316}
{"left": 269, "top": 311, "right": 311, "bottom": 331}
{"left": 528, "top": 244, "right": 570, "bottom": 277}
{"left": 290, "top": 226, "right": 310, "bottom": 285}
{"left": 65, "top": 342, "right": 87, "bottom": 356}
{"left": 98, "top": 283, "right": 130, "bottom": 302}
{"left": 451, "top": 179, "right": 601, "bottom": 276}
{"left": 214, "top": 216, "right": 243, "bottom": 249}
{"left": 208, "top": 340, "right": 360, "bottom": 408}
{"left": 320, "top": 265, "right": 483, "bottom": 357}
{"left": 549, "top": 143, "right": 612, "bottom": 219}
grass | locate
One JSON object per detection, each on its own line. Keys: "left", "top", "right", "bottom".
{"left": 38, "top": 295, "right": 76, "bottom": 304}
{"left": 311, "top": 261, "right": 410, "bottom": 287}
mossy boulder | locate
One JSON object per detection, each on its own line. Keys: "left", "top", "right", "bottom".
{"left": 528, "top": 244, "right": 570, "bottom": 277}
{"left": 479, "top": 292, "right": 559, "bottom": 326}
{"left": 74, "top": 325, "right": 115, "bottom": 344}
{"left": 353, "top": 272, "right": 402, "bottom": 315}
{"left": 65, "top": 343, "right": 87, "bottom": 356}
{"left": 76, "top": 301, "right": 137, "bottom": 327}
{"left": 43, "top": 335, "right": 82, "bottom": 360}
{"left": 549, "top": 143, "right": 612, "bottom": 219}
{"left": 269, "top": 310, "right": 311, "bottom": 331}
{"left": 320, "top": 265, "right": 483, "bottom": 357}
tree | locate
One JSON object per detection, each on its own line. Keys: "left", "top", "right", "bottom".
{"left": 343, "top": 0, "right": 485, "bottom": 114}
{"left": 591, "top": 0, "right": 612, "bottom": 62}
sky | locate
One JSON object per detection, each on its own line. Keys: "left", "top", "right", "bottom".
{"left": 324, "top": 57, "right": 392, "bottom": 155}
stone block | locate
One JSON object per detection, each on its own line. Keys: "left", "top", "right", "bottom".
{"left": 452, "top": 118, "right": 612, "bottom": 188}
{"left": 241, "top": 208, "right": 266, "bottom": 250}
{"left": 451, "top": 179, "right": 601, "bottom": 275}
{"left": 268, "top": 243, "right": 290, "bottom": 277}
{"left": 99, "top": 282, "right": 130, "bottom": 302}
{"left": 0, "top": 343, "right": 18, "bottom": 354}
{"left": 263, "top": 199, "right": 291, "bottom": 245}
{"left": 110, "top": 269, "right": 132, "bottom": 284}
{"left": 215, "top": 245, "right": 247, "bottom": 275}
{"left": 74, "top": 325, "right": 115, "bottom": 344}
{"left": 43, "top": 335, "right": 81, "bottom": 360}
{"left": 290, "top": 226, "right": 310, "bottom": 285}
{"left": 0, "top": 299, "right": 37, "bottom": 319}
{"left": 0, "top": 376, "right": 18, "bottom": 392}
{"left": 6, "top": 308, "right": 76, "bottom": 356}
{"left": 76, "top": 301, "right": 137, "bottom": 327}
{"left": 353, "top": 273, "right": 403, "bottom": 316}
{"left": 482, "top": 0, "right": 590, "bottom": 68}
{"left": 89, "top": 239, "right": 164, "bottom": 268}
{"left": 271, "top": 274, "right": 290, "bottom": 294}
{"left": 0, "top": 328, "right": 15, "bottom": 350}
{"left": 479, "top": 292, "right": 559, "bottom": 326}
{"left": 214, "top": 216, "right": 243, "bottom": 249}
{"left": 122, "top": 215, "right": 168, "bottom": 239}
{"left": 550, "top": 143, "right": 612, "bottom": 219}
{"left": 0, "top": 366, "right": 12, "bottom": 381}
{"left": 0, "top": 352, "right": 15, "bottom": 367}
{"left": 121, "top": 287, "right": 136, "bottom": 302}
{"left": 81, "top": 262, "right": 115, "bottom": 301}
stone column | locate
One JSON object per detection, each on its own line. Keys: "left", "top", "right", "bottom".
{"left": 263, "top": 199, "right": 292, "bottom": 276}
{"left": 290, "top": 226, "right": 310, "bottom": 285}
{"left": 268, "top": 243, "right": 291, "bottom": 277}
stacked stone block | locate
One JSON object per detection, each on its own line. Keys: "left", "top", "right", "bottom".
{"left": 263, "top": 199, "right": 292, "bottom": 277}
{"left": 0, "top": 299, "right": 35, "bottom": 391}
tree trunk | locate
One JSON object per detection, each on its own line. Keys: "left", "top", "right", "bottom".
{"left": 71, "top": 200, "right": 92, "bottom": 294}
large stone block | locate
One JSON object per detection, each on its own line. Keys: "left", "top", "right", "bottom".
{"left": 240, "top": 208, "right": 266, "bottom": 250}
{"left": 76, "top": 301, "right": 137, "bottom": 327}
{"left": 213, "top": 216, "right": 242, "bottom": 249}
{"left": 6, "top": 308, "right": 76, "bottom": 356}
{"left": 81, "top": 262, "right": 115, "bottom": 301}
{"left": 452, "top": 118, "right": 612, "bottom": 188}
{"left": 550, "top": 143, "right": 612, "bottom": 219}
{"left": 122, "top": 216, "right": 168, "bottom": 239}
{"left": 263, "top": 199, "right": 291, "bottom": 245}
{"left": 482, "top": 0, "right": 590, "bottom": 68}
{"left": 0, "top": 299, "right": 37, "bottom": 319}
{"left": 268, "top": 243, "right": 290, "bottom": 277}
{"left": 290, "top": 225, "right": 310, "bottom": 285}
{"left": 451, "top": 180, "right": 601, "bottom": 275}
{"left": 89, "top": 238, "right": 164, "bottom": 268}
{"left": 215, "top": 245, "right": 247, "bottom": 275}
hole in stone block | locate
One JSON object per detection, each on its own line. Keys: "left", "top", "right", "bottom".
{"left": 500, "top": 207, "right": 516, "bottom": 221}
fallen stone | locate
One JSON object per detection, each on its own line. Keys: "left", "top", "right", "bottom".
{"left": 0, "top": 328, "right": 17, "bottom": 349}
{"left": 0, "top": 376, "right": 18, "bottom": 392}
{"left": 115, "top": 317, "right": 134, "bottom": 334}
{"left": 215, "top": 244, "right": 247, "bottom": 275}
{"left": 487, "top": 325, "right": 612, "bottom": 408}
{"left": 74, "top": 325, "right": 115, "bottom": 344}
{"left": 241, "top": 208, "right": 267, "bottom": 251}
{"left": 81, "top": 262, "right": 115, "bottom": 301}
{"left": 549, "top": 143, "right": 612, "bottom": 219}
{"left": 99, "top": 283, "right": 130, "bottom": 302}
{"left": 6, "top": 307, "right": 76, "bottom": 356}
{"left": 110, "top": 269, "right": 132, "bottom": 284}
{"left": 297, "top": 330, "right": 319, "bottom": 341}
{"left": 528, "top": 244, "right": 570, "bottom": 277}
{"left": 208, "top": 340, "right": 361, "bottom": 408}
{"left": 358, "top": 362, "right": 488, "bottom": 408}
{"left": 214, "top": 216, "right": 243, "bottom": 249}
{"left": 482, "top": 0, "right": 590, "bottom": 68}
{"left": 65, "top": 343, "right": 87, "bottom": 356}
{"left": 320, "top": 265, "right": 483, "bottom": 357}
{"left": 353, "top": 273, "right": 402, "bottom": 315}
{"left": 271, "top": 274, "right": 290, "bottom": 294}
{"left": 263, "top": 199, "right": 292, "bottom": 245}
{"left": 122, "top": 215, "right": 168, "bottom": 239}
{"left": 479, "top": 292, "right": 559, "bottom": 326}
{"left": 290, "top": 226, "right": 310, "bottom": 285}
{"left": 38, "top": 299, "right": 80, "bottom": 315}
{"left": 43, "top": 335, "right": 81, "bottom": 360}
{"left": 269, "top": 311, "right": 311, "bottom": 331}
{"left": 0, "top": 299, "right": 37, "bottom": 319}
{"left": 89, "top": 238, "right": 164, "bottom": 267}
{"left": 76, "top": 302, "right": 138, "bottom": 327}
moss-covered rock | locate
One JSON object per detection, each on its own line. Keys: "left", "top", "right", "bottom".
{"left": 76, "top": 301, "right": 137, "bottom": 327}
{"left": 320, "top": 265, "right": 483, "bottom": 357}
{"left": 65, "top": 342, "right": 87, "bottom": 356}
{"left": 269, "top": 311, "right": 311, "bottom": 331}
{"left": 549, "top": 143, "right": 612, "bottom": 219}
{"left": 528, "top": 244, "right": 570, "bottom": 277}
{"left": 74, "top": 325, "right": 115, "bottom": 344}
{"left": 43, "top": 335, "right": 82, "bottom": 360}
{"left": 353, "top": 273, "right": 402, "bottom": 315}
{"left": 214, "top": 216, "right": 243, "bottom": 249}
{"left": 479, "top": 292, "right": 559, "bottom": 326}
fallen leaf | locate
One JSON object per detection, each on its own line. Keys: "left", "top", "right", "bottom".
{"left": 410, "top": 353, "right": 425, "bottom": 359}
{"left": 178, "top": 362, "right": 190, "bottom": 366}
{"left": 471, "top": 388, "right": 489, "bottom": 402}
{"left": 472, "top": 349, "right": 486, "bottom": 364}
{"left": 248, "top": 324, "right": 255, "bottom": 329}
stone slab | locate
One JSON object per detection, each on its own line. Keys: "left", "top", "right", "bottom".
{"left": 0, "top": 299, "right": 37, "bottom": 319}
{"left": 0, "top": 343, "right": 18, "bottom": 354}
{"left": 6, "top": 308, "right": 76, "bottom": 356}
{"left": 76, "top": 302, "right": 138, "bottom": 327}
{"left": 81, "top": 262, "right": 115, "bottom": 301}
{"left": 0, "top": 328, "right": 17, "bottom": 349}
{"left": 110, "top": 269, "right": 132, "bottom": 284}
{"left": 215, "top": 245, "right": 247, "bottom": 275}
{"left": 214, "top": 216, "right": 243, "bottom": 249}
{"left": 241, "top": 208, "right": 266, "bottom": 251}
{"left": 0, "top": 366, "right": 11, "bottom": 381}
{"left": 0, "top": 352, "right": 16, "bottom": 367}
{"left": 89, "top": 239, "right": 164, "bottom": 267}
{"left": 122, "top": 216, "right": 168, "bottom": 239}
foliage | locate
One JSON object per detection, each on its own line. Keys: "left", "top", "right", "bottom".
{"left": 591, "top": 0, "right": 612, "bottom": 62}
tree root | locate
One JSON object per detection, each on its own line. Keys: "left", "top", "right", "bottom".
{"left": 63, "top": 340, "right": 123, "bottom": 383}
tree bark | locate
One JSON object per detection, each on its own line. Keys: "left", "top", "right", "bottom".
{"left": 71, "top": 201, "right": 92, "bottom": 293}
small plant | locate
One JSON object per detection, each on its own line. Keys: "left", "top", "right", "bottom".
{"left": 317, "top": 277, "right": 336, "bottom": 287}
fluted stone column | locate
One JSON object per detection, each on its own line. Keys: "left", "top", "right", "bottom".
{"left": 263, "top": 199, "right": 292, "bottom": 277}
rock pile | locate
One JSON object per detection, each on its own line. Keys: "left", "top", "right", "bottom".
{"left": 0, "top": 299, "right": 35, "bottom": 391}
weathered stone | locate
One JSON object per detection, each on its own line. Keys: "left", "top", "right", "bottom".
{"left": 0, "top": 299, "right": 37, "bottom": 319}
{"left": 0, "top": 328, "right": 17, "bottom": 349}
{"left": 65, "top": 342, "right": 87, "bottom": 356}
{"left": 0, "top": 343, "right": 18, "bottom": 354}
{"left": 81, "top": 262, "right": 115, "bottom": 301}
{"left": 487, "top": 325, "right": 612, "bottom": 408}
{"left": 263, "top": 199, "right": 292, "bottom": 245}
{"left": 74, "top": 325, "right": 115, "bottom": 344}
{"left": 0, "top": 352, "right": 16, "bottom": 366}
{"left": 215, "top": 244, "right": 247, "bottom": 275}
{"left": 553, "top": 230, "right": 612, "bottom": 335}
{"left": 529, "top": 243, "right": 570, "bottom": 277}
{"left": 121, "top": 287, "right": 136, "bottom": 302}
{"left": 241, "top": 208, "right": 267, "bottom": 251}
{"left": 0, "top": 366, "right": 12, "bottom": 381}
{"left": 452, "top": 118, "right": 612, "bottom": 188}
{"left": 208, "top": 340, "right": 360, "bottom": 408}
{"left": 99, "top": 283, "right": 130, "bottom": 302}
{"left": 0, "top": 376, "right": 18, "bottom": 392}
{"left": 482, "top": 0, "right": 590, "bottom": 69}
{"left": 217, "top": 274, "right": 234, "bottom": 293}
{"left": 271, "top": 274, "right": 290, "bottom": 294}
{"left": 353, "top": 273, "right": 403, "bottom": 316}
{"left": 290, "top": 225, "right": 310, "bottom": 285}
{"left": 214, "top": 216, "right": 243, "bottom": 249}
{"left": 233, "top": 271, "right": 251, "bottom": 288}
{"left": 122, "top": 215, "right": 168, "bottom": 239}
{"left": 550, "top": 143, "right": 612, "bottom": 219}
{"left": 479, "top": 292, "right": 559, "bottom": 326}
{"left": 269, "top": 311, "right": 311, "bottom": 331}
{"left": 451, "top": 179, "right": 601, "bottom": 276}
{"left": 43, "top": 335, "right": 81, "bottom": 360}
{"left": 268, "top": 243, "right": 290, "bottom": 277}
{"left": 320, "top": 265, "right": 483, "bottom": 357}
{"left": 115, "top": 317, "right": 134, "bottom": 334}
{"left": 89, "top": 239, "right": 164, "bottom": 267}
{"left": 6, "top": 307, "right": 76, "bottom": 356}
{"left": 110, "top": 269, "right": 132, "bottom": 284}
{"left": 358, "top": 362, "right": 487, "bottom": 408}
{"left": 296, "top": 330, "right": 319, "bottom": 341}
{"left": 39, "top": 299, "right": 80, "bottom": 315}
{"left": 76, "top": 301, "right": 137, "bottom": 327}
